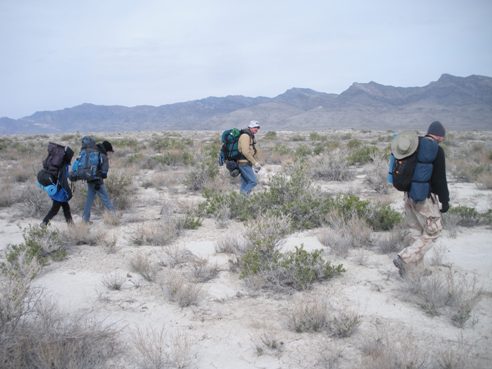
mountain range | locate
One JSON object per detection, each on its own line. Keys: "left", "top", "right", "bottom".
{"left": 1, "top": 73, "right": 491, "bottom": 134}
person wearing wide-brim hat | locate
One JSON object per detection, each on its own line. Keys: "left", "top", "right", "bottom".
{"left": 392, "top": 121, "right": 450, "bottom": 278}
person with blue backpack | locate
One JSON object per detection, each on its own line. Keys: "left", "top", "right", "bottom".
{"left": 82, "top": 140, "right": 115, "bottom": 223}
{"left": 41, "top": 146, "right": 75, "bottom": 226}
{"left": 391, "top": 121, "right": 450, "bottom": 277}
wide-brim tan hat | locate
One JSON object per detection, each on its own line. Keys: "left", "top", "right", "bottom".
{"left": 391, "top": 130, "right": 419, "bottom": 159}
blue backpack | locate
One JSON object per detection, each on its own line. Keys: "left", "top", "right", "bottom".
{"left": 70, "top": 136, "right": 102, "bottom": 181}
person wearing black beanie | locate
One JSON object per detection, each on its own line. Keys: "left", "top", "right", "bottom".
{"left": 393, "top": 121, "right": 450, "bottom": 278}
{"left": 82, "top": 139, "right": 116, "bottom": 223}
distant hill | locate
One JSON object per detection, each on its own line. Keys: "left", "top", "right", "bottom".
{"left": 1, "top": 74, "right": 491, "bottom": 134}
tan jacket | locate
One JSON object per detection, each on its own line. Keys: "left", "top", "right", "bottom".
{"left": 238, "top": 131, "right": 258, "bottom": 165}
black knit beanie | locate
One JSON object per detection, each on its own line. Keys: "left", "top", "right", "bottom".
{"left": 102, "top": 140, "right": 114, "bottom": 152}
{"left": 427, "top": 121, "right": 445, "bottom": 137}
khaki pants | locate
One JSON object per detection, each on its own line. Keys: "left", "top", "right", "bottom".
{"left": 398, "top": 193, "right": 443, "bottom": 266}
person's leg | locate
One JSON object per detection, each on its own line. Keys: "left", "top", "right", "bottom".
{"left": 61, "top": 202, "right": 73, "bottom": 224}
{"left": 398, "top": 195, "right": 442, "bottom": 266}
{"left": 96, "top": 184, "right": 115, "bottom": 212}
{"left": 238, "top": 165, "right": 257, "bottom": 195}
{"left": 83, "top": 183, "right": 97, "bottom": 222}
{"left": 42, "top": 201, "right": 61, "bottom": 225}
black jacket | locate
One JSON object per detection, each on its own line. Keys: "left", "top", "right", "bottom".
{"left": 430, "top": 145, "right": 449, "bottom": 204}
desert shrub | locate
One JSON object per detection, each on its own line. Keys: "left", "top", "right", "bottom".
{"left": 346, "top": 138, "right": 361, "bottom": 149}
{"left": 132, "top": 218, "right": 182, "bottom": 246}
{"left": 364, "top": 151, "right": 390, "bottom": 194}
{"left": 190, "top": 258, "right": 219, "bottom": 283}
{"left": 277, "top": 246, "right": 346, "bottom": 290}
{"left": 403, "top": 269, "right": 481, "bottom": 326}
{"left": 103, "top": 169, "right": 134, "bottom": 210}
{"left": 447, "top": 205, "right": 481, "bottom": 227}
{"left": 162, "top": 271, "right": 202, "bottom": 307}
{"left": 287, "top": 298, "right": 359, "bottom": 337}
{"left": 288, "top": 298, "right": 328, "bottom": 333}
{"left": 102, "top": 272, "right": 126, "bottom": 290}
{"left": 239, "top": 214, "right": 344, "bottom": 291}
{"left": 59, "top": 222, "right": 105, "bottom": 246}
{"left": 1, "top": 302, "right": 121, "bottom": 369}
{"left": 21, "top": 184, "right": 52, "bottom": 217}
{"left": 366, "top": 204, "right": 402, "bottom": 231}
{"left": 310, "top": 151, "right": 354, "bottom": 181}
{"left": 362, "top": 330, "right": 428, "bottom": 369}
{"left": 326, "top": 310, "right": 361, "bottom": 338}
{"left": 477, "top": 171, "right": 492, "bottom": 189}
{"left": 4, "top": 225, "right": 64, "bottom": 266}
{"left": 162, "top": 246, "right": 198, "bottom": 268}
{"left": 0, "top": 184, "right": 19, "bottom": 208}
{"left": 0, "top": 248, "right": 41, "bottom": 343}
{"left": 347, "top": 145, "right": 379, "bottom": 165}
{"left": 130, "top": 254, "right": 158, "bottom": 282}
{"left": 319, "top": 214, "right": 372, "bottom": 256}
{"left": 264, "top": 131, "right": 277, "bottom": 140}
{"left": 133, "top": 326, "right": 193, "bottom": 369}
{"left": 253, "top": 331, "right": 284, "bottom": 356}
{"left": 377, "top": 225, "right": 410, "bottom": 254}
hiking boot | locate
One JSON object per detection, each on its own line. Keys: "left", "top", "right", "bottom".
{"left": 393, "top": 255, "right": 407, "bottom": 278}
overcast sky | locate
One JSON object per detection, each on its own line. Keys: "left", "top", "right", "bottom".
{"left": 1, "top": 0, "right": 491, "bottom": 119}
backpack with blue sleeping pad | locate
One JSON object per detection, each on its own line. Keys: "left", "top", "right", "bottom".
{"left": 36, "top": 142, "right": 73, "bottom": 202}
{"left": 70, "top": 136, "right": 102, "bottom": 182}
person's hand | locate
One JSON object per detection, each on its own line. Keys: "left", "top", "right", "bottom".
{"left": 440, "top": 202, "right": 449, "bottom": 213}
{"left": 253, "top": 163, "right": 262, "bottom": 173}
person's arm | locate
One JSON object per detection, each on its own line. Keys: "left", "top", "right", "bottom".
{"left": 431, "top": 146, "right": 449, "bottom": 205}
{"left": 99, "top": 153, "right": 109, "bottom": 178}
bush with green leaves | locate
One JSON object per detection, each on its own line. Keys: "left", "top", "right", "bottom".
{"left": 447, "top": 205, "right": 481, "bottom": 227}
{"left": 278, "top": 246, "right": 346, "bottom": 290}
{"left": 3, "top": 225, "right": 65, "bottom": 268}
{"left": 347, "top": 145, "right": 379, "bottom": 165}
{"left": 202, "top": 165, "right": 402, "bottom": 232}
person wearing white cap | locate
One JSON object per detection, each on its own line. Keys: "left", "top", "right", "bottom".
{"left": 237, "top": 120, "right": 261, "bottom": 195}
{"left": 392, "top": 121, "right": 450, "bottom": 277}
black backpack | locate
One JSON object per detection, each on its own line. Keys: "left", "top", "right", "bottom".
{"left": 391, "top": 152, "right": 418, "bottom": 192}
{"left": 37, "top": 142, "right": 67, "bottom": 186}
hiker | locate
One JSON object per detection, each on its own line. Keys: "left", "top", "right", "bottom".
{"left": 41, "top": 147, "right": 75, "bottom": 226}
{"left": 82, "top": 140, "right": 115, "bottom": 223}
{"left": 237, "top": 120, "right": 262, "bottom": 195}
{"left": 393, "top": 121, "right": 450, "bottom": 277}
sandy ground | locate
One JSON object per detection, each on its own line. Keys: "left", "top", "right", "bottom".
{"left": 1, "top": 164, "right": 491, "bottom": 368}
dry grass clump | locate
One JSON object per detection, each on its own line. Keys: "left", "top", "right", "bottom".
{"left": 102, "top": 211, "right": 121, "bottom": 226}
{"left": 133, "top": 326, "right": 194, "bottom": 369}
{"left": 310, "top": 150, "right": 354, "bottom": 181}
{"left": 377, "top": 225, "right": 410, "bottom": 254}
{"left": 215, "top": 236, "right": 247, "bottom": 255}
{"left": 101, "top": 169, "right": 135, "bottom": 210}
{"left": 101, "top": 272, "right": 126, "bottom": 290}
{"left": 0, "top": 251, "right": 120, "bottom": 369}
{"left": 162, "top": 245, "right": 199, "bottom": 268}
{"left": 403, "top": 269, "right": 481, "bottom": 327}
{"left": 476, "top": 170, "right": 492, "bottom": 189}
{"left": 21, "top": 183, "right": 52, "bottom": 216}
{"left": 190, "top": 258, "right": 220, "bottom": 283}
{"left": 287, "top": 297, "right": 360, "bottom": 338}
{"left": 161, "top": 270, "right": 202, "bottom": 308}
{"left": 364, "top": 151, "right": 390, "bottom": 194}
{"left": 59, "top": 222, "right": 105, "bottom": 246}
{"left": 132, "top": 218, "right": 182, "bottom": 246}
{"left": 318, "top": 213, "right": 372, "bottom": 257}
{"left": 130, "top": 253, "right": 159, "bottom": 282}
{"left": 253, "top": 331, "right": 284, "bottom": 357}
{"left": 0, "top": 183, "right": 20, "bottom": 208}
{"left": 362, "top": 329, "right": 427, "bottom": 369}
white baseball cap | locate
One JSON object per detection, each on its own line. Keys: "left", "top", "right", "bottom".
{"left": 248, "top": 120, "right": 260, "bottom": 129}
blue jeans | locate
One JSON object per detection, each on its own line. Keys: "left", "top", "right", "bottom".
{"left": 238, "top": 164, "right": 257, "bottom": 195}
{"left": 83, "top": 182, "right": 115, "bottom": 222}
